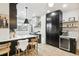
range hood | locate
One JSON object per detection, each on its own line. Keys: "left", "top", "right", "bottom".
{"left": 24, "top": 7, "right": 29, "bottom": 24}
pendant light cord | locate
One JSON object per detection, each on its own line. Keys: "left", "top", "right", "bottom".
{"left": 25, "top": 7, "right": 28, "bottom": 18}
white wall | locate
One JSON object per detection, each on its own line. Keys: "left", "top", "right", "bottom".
{"left": 63, "top": 8, "right": 79, "bottom": 21}
{"left": 0, "top": 3, "right": 9, "bottom": 42}
{"left": 41, "top": 15, "right": 46, "bottom": 44}
{"left": 0, "top": 29, "right": 9, "bottom": 41}
{"left": 0, "top": 3, "right": 9, "bottom": 15}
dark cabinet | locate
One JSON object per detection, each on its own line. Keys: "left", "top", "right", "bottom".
{"left": 38, "top": 34, "right": 41, "bottom": 43}
{"left": 46, "top": 10, "right": 62, "bottom": 47}
{"left": 9, "top": 3, "right": 17, "bottom": 29}
{"left": 70, "top": 38, "right": 76, "bottom": 53}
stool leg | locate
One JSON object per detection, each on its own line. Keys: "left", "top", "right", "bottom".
{"left": 16, "top": 50, "right": 18, "bottom": 56}
{"left": 17, "top": 49, "right": 20, "bottom": 56}
{"left": 26, "top": 50, "right": 27, "bottom": 56}
{"left": 7, "top": 52, "right": 9, "bottom": 56}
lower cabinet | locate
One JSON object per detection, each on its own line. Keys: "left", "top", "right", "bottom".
{"left": 70, "top": 38, "right": 76, "bottom": 53}
{"left": 38, "top": 34, "right": 41, "bottom": 43}
{"left": 59, "top": 37, "right": 76, "bottom": 54}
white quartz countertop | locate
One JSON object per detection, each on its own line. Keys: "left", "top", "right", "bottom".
{"left": 0, "top": 35, "right": 37, "bottom": 42}
{"left": 60, "top": 35, "right": 77, "bottom": 39}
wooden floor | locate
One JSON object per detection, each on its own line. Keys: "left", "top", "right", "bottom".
{"left": 76, "top": 49, "right": 79, "bottom": 55}
{"left": 38, "top": 44, "right": 77, "bottom": 56}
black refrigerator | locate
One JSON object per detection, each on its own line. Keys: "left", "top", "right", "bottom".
{"left": 46, "top": 10, "right": 62, "bottom": 47}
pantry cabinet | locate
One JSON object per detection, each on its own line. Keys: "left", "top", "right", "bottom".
{"left": 9, "top": 3, "right": 17, "bottom": 29}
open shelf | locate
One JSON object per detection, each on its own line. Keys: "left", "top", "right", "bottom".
{"left": 63, "top": 21, "right": 79, "bottom": 23}
{"left": 62, "top": 21, "right": 79, "bottom": 28}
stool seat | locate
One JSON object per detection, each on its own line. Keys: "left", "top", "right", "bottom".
{"left": 17, "top": 40, "right": 28, "bottom": 51}
{"left": 16, "top": 39, "right": 29, "bottom": 56}
{"left": 0, "top": 48, "right": 10, "bottom": 55}
{"left": 0, "top": 42, "right": 11, "bottom": 56}
{"left": 29, "top": 42, "right": 37, "bottom": 45}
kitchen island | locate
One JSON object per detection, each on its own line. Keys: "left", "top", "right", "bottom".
{"left": 0, "top": 35, "right": 38, "bottom": 56}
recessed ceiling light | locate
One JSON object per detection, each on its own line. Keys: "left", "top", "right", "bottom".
{"left": 48, "top": 3, "right": 54, "bottom": 7}
{"left": 62, "top": 4, "right": 68, "bottom": 8}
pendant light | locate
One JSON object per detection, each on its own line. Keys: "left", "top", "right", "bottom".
{"left": 24, "top": 7, "right": 29, "bottom": 24}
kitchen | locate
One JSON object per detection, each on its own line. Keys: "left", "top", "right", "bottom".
{"left": 0, "top": 3, "right": 79, "bottom": 56}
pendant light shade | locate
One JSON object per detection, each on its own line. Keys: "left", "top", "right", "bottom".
{"left": 24, "top": 7, "right": 29, "bottom": 24}
{"left": 24, "top": 18, "right": 28, "bottom": 23}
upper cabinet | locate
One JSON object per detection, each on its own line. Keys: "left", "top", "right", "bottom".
{"left": 9, "top": 3, "right": 17, "bottom": 29}
{"left": 62, "top": 21, "right": 79, "bottom": 28}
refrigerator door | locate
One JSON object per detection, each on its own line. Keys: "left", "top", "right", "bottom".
{"left": 46, "top": 10, "right": 62, "bottom": 47}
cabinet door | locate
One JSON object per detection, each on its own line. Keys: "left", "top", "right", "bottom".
{"left": 9, "top": 3, "right": 17, "bottom": 29}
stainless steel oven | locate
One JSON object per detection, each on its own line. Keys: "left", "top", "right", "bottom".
{"left": 59, "top": 37, "right": 70, "bottom": 51}
{"left": 59, "top": 36, "right": 76, "bottom": 53}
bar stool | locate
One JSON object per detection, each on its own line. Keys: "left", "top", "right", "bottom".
{"left": 29, "top": 37, "right": 38, "bottom": 56}
{"left": 16, "top": 39, "right": 29, "bottom": 56}
{"left": 0, "top": 42, "right": 11, "bottom": 56}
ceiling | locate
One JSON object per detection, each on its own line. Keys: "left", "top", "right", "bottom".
{"left": 49, "top": 3, "right": 79, "bottom": 12}
{"left": 17, "top": 3, "right": 79, "bottom": 19}
{"left": 0, "top": 3, "right": 79, "bottom": 19}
